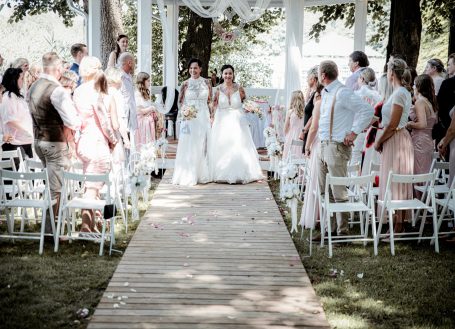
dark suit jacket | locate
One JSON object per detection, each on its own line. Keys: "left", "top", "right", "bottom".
{"left": 437, "top": 76, "right": 455, "bottom": 133}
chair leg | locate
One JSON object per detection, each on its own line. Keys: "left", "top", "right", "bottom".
{"left": 371, "top": 210, "right": 378, "bottom": 256}
{"left": 327, "top": 213, "right": 333, "bottom": 258}
{"left": 55, "top": 207, "right": 63, "bottom": 252}
{"left": 388, "top": 210, "right": 395, "bottom": 256}
{"left": 39, "top": 211, "right": 46, "bottom": 255}
{"left": 432, "top": 207, "right": 440, "bottom": 253}
{"left": 418, "top": 208, "right": 428, "bottom": 243}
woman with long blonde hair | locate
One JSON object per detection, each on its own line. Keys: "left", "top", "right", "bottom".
{"left": 283, "top": 90, "right": 305, "bottom": 159}
{"left": 135, "top": 72, "right": 160, "bottom": 149}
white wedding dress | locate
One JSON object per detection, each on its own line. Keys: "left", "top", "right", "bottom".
{"left": 172, "top": 77, "right": 211, "bottom": 186}
{"left": 209, "top": 87, "right": 264, "bottom": 184}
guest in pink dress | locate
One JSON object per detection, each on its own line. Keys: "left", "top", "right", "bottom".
{"left": 134, "top": 72, "right": 157, "bottom": 150}
{"left": 375, "top": 58, "right": 414, "bottom": 233}
{"left": 73, "top": 56, "right": 117, "bottom": 233}
{"left": 283, "top": 90, "right": 305, "bottom": 160}
{"left": 406, "top": 74, "right": 437, "bottom": 176}
{"left": 1, "top": 68, "right": 34, "bottom": 161}
{"left": 300, "top": 83, "right": 324, "bottom": 229}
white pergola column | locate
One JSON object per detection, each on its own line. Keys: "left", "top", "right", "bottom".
{"left": 138, "top": 0, "right": 152, "bottom": 73}
{"left": 88, "top": 0, "right": 101, "bottom": 58}
{"left": 353, "top": 0, "right": 368, "bottom": 51}
{"left": 284, "top": 0, "right": 304, "bottom": 108}
{"left": 164, "top": 1, "right": 179, "bottom": 86}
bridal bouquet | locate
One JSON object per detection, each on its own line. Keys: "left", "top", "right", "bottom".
{"left": 180, "top": 105, "right": 198, "bottom": 121}
{"left": 243, "top": 99, "right": 263, "bottom": 119}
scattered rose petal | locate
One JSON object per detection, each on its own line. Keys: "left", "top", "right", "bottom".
{"left": 113, "top": 304, "right": 120, "bottom": 308}
{"left": 181, "top": 217, "right": 188, "bottom": 222}
{"left": 227, "top": 316, "right": 236, "bottom": 319}
{"left": 357, "top": 273, "right": 364, "bottom": 279}
{"left": 183, "top": 263, "right": 189, "bottom": 267}
{"left": 242, "top": 205, "right": 246, "bottom": 207}
{"left": 312, "top": 310, "right": 320, "bottom": 314}
{"left": 122, "top": 296, "right": 128, "bottom": 299}
{"left": 329, "top": 269, "right": 338, "bottom": 278}
{"left": 340, "top": 270, "right": 345, "bottom": 276}
{"left": 130, "top": 288, "right": 137, "bottom": 292}
{"left": 7, "top": 285, "right": 10, "bottom": 289}
{"left": 186, "top": 255, "right": 190, "bottom": 258}
{"left": 264, "top": 211, "right": 268, "bottom": 214}
{"left": 123, "top": 282, "right": 129, "bottom": 287}
{"left": 266, "top": 198, "right": 271, "bottom": 200}
{"left": 76, "top": 308, "right": 89, "bottom": 318}
{"left": 117, "top": 296, "right": 122, "bottom": 301}
{"left": 120, "top": 301, "right": 126, "bottom": 305}
{"left": 179, "top": 232, "right": 190, "bottom": 238}
{"left": 107, "top": 294, "right": 114, "bottom": 299}
{"left": 186, "top": 274, "right": 193, "bottom": 278}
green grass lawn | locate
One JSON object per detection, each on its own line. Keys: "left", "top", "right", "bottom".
{"left": 269, "top": 179, "right": 455, "bottom": 329}
{"left": 0, "top": 178, "right": 159, "bottom": 329}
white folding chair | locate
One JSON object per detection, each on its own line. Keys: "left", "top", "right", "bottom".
{"left": 434, "top": 177, "right": 455, "bottom": 241}
{"left": 54, "top": 171, "right": 116, "bottom": 256}
{"left": 2, "top": 149, "right": 25, "bottom": 172}
{"left": 322, "top": 173, "right": 377, "bottom": 258}
{"left": 0, "top": 168, "right": 56, "bottom": 254}
{"left": 376, "top": 171, "right": 439, "bottom": 256}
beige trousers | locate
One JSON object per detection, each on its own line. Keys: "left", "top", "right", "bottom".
{"left": 318, "top": 141, "right": 352, "bottom": 234}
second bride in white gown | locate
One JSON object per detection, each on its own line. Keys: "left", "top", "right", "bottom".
{"left": 209, "top": 65, "right": 264, "bottom": 184}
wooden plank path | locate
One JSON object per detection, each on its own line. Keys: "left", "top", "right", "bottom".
{"left": 89, "top": 171, "right": 330, "bottom": 329}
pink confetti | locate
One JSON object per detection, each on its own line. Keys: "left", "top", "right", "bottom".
{"left": 178, "top": 232, "right": 190, "bottom": 238}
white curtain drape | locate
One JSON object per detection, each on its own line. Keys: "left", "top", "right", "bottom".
{"left": 181, "top": 0, "right": 271, "bottom": 22}
{"left": 284, "top": 0, "right": 304, "bottom": 109}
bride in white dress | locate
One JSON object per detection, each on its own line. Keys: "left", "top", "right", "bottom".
{"left": 172, "top": 58, "right": 212, "bottom": 186}
{"left": 209, "top": 65, "right": 264, "bottom": 184}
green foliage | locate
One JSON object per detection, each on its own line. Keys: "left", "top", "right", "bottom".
{"left": 5, "top": 0, "right": 80, "bottom": 27}
{"left": 421, "top": 0, "right": 455, "bottom": 37}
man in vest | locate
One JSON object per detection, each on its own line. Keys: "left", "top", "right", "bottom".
{"left": 28, "top": 52, "right": 81, "bottom": 234}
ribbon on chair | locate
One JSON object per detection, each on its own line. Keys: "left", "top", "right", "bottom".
{"left": 287, "top": 197, "right": 298, "bottom": 234}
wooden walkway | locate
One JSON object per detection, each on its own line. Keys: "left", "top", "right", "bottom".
{"left": 89, "top": 171, "right": 330, "bottom": 329}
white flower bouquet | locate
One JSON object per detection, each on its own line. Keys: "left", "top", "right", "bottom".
{"left": 180, "top": 105, "right": 198, "bottom": 121}
{"left": 263, "top": 126, "right": 277, "bottom": 138}
{"left": 267, "top": 141, "right": 282, "bottom": 157}
{"left": 281, "top": 163, "right": 299, "bottom": 180}
{"left": 280, "top": 183, "right": 300, "bottom": 201}
{"left": 243, "top": 99, "right": 263, "bottom": 119}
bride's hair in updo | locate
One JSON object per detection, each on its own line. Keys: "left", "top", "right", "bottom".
{"left": 219, "top": 64, "right": 235, "bottom": 84}
{"left": 187, "top": 58, "right": 202, "bottom": 69}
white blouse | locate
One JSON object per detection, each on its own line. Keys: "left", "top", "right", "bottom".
{"left": 381, "top": 86, "right": 411, "bottom": 129}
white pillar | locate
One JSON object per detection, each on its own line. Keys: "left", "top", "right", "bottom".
{"left": 354, "top": 0, "right": 368, "bottom": 51}
{"left": 284, "top": 0, "right": 304, "bottom": 108}
{"left": 138, "top": 0, "right": 152, "bottom": 73}
{"left": 88, "top": 0, "right": 101, "bottom": 58}
{"left": 164, "top": 1, "right": 179, "bottom": 86}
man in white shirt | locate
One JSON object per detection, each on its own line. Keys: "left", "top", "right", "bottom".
{"left": 317, "top": 60, "right": 373, "bottom": 236}
{"left": 28, "top": 52, "right": 81, "bottom": 235}
{"left": 345, "top": 51, "right": 369, "bottom": 91}
{"left": 117, "top": 52, "right": 138, "bottom": 152}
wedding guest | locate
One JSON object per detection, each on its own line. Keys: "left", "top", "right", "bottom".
{"left": 345, "top": 51, "right": 369, "bottom": 91}
{"left": 0, "top": 52, "right": 4, "bottom": 82}
{"left": 106, "top": 67, "right": 130, "bottom": 166}
{"left": 59, "top": 70, "right": 78, "bottom": 94}
{"left": 0, "top": 84, "right": 13, "bottom": 145}
{"left": 406, "top": 74, "right": 437, "bottom": 176}
{"left": 0, "top": 68, "right": 34, "bottom": 160}
{"left": 438, "top": 107, "right": 455, "bottom": 185}
{"left": 436, "top": 54, "right": 455, "bottom": 146}
{"left": 73, "top": 56, "right": 117, "bottom": 233}
{"left": 283, "top": 90, "right": 305, "bottom": 160}
{"left": 316, "top": 60, "right": 373, "bottom": 237}
{"left": 351, "top": 67, "right": 381, "bottom": 168}
{"left": 28, "top": 52, "right": 81, "bottom": 234}
{"left": 447, "top": 53, "right": 455, "bottom": 78}
{"left": 161, "top": 86, "right": 179, "bottom": 138}
{"left": 108, "top": 34, "right": 128, "bottom": 68}
{"left": 69, "top": 43, "right": 88, "bottom": 86}
{"left": 299, "top": 66, "right": 319, "bottom": 149}
{"left": 300, "top": 83, "right": 324, "bottom": 230}
{"left": 424, "top": 58, "right": 446, "bottom": 95}
{"left": 135, "top": 72, "right": 157, "bottom": 149}
{"left": 26, "top": 63, "right": 42, "bottom": 90}
{"left": 375, "top": 58, "right": 414, "bottom": 233}
{"left": 118, "top": 52, "right": 138, "bottom": 152}
{"left": 10, "top": 57, "right": 29, "bottom": 95}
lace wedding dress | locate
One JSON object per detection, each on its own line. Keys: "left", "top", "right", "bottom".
{"left": 172, "top": 77, "right": 211, "bottom": 186}
{"left": 209, "top": 86, "right": 264, "bottom": 184}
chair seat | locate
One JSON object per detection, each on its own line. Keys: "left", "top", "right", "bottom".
{"left": 64, "top": 197, "right": 106, "bottom": 211}
{"left": 435, "top": 197, "right": 455, "bottom": 209}
{"left": 326, "top": 201, "right": 371, "bottom": 213}
{"left": 414, "top": 184, "right": 449, "bottom": 194}
{"left": 4, "top": 198, "right": 57, "bottom": 209}
{"left": 378, "top": 199, "right": 430, "bottom": 211}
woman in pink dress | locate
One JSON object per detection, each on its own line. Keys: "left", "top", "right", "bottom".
{"left": 406, "top": 74, "right": 437, "bottom": 176}
{"left": 1, "top": 68, "right": 34, "bottom": 162}
{"left": 283, "top": 90, "right": 305, "bottom": 160}
{"left": 73, "top": 56, "right": 117, "bottom": 233}
{"left": 375, "top": 58, "right": 414, "bottom": 233}
{"left": 134, "top": 72, "right": 158, "bottom": 150}
{"left": 300, "top": 83, "right": 324, "bottom": 230}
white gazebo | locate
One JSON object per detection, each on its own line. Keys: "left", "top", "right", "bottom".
{"left": 83, "top": 0, "right": 369, "bottom": 107}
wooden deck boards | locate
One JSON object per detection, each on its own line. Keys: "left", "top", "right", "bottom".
{"left": 88, "top": 171, "right": 329, "bottom": 329}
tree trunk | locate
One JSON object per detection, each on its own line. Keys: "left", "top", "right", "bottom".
{"left": 386, "top": 0, "right": 421, "bottom": 69}
{"left": 100, "top": 0, "right": 124, "bottom": 68}
{"left": 179, "top": 11, "right": 213, "bottom": 79}
{"left": 449, "top": 8, "right": 455, "bottom": 56}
